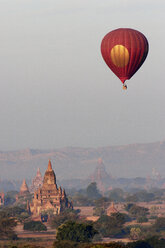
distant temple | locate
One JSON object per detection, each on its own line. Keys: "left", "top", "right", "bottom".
{"left": 30, "top": 168, "right": 43, "bottom": 193}
{"left": 19, "top": 179, "right": 30, "bottom": 196}
{"left": 30, "top": 160, "right": 72, "bottom": 216}
{"left": 0, "top": 192, "right": 4, "bottom": 206}
{"left": 16, "top": 179, "right": 31, "bottom": 202}
{"left": 107, "top": 202, "right": 118, "bottom": 216}
{"left": 90, "top": 158, "right": 112, "bottom": 193}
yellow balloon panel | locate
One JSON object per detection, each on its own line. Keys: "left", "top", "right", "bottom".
{"left": 110, "top": 45, "right": 129, "bottom": 68}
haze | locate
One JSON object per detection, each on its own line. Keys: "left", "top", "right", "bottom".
{"left": 0, "top": 0, "right": 164, "bottom": 150}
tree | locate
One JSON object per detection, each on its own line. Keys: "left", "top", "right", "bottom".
{"left": 56, "top": 221, "right": 98, "bottom": 242}
{"left": 93, "top": 207, "right": 105, "bottom": 217}
{"left": 72, "top": 194, "right": 93, "bottom": 206}
{"left": 91, "top": 244, "right": 125, "bottom": 248}
{"left": 137, "top": 216, "right": 148, "bottom": 223}
{"left": 24, "top": 221, "right": 47, "bottom": 231}
{"left": 127, "top": 240, "right": 152, "bottom": 248}
{"left": 109, "top": 188, "right": 125, "bottom": 202}
{"left": 94, "top": 197, "right": 109, "bottom": 208}
{"left": 145, "top": 236, "right": 165, "bottom": 248}
{"left": 50, "top": 209, "right": 79, "bottom": 229}
{"left": 126, "top": 204, "right": 149, "bottom": 218}
{"left": 125, "top": 191, "right": 155, "bottom": 203}
{"left": 86, "top": 183, "right": 102, "bottom": 200}
{"left": 153, "top": 217, "right": 165, "bottom": 231}
{"left": 94, "top": 213, "right": 128, "bottom": 238}
{"left": 0, "top": 206, "right": 28, "bottom": 218}
{"left": 0, "top": 217, "right": 17, "bottom": 240}
{"left": 130, "top": 227, "right": 142, "bottom": 240}
{"left": 4, "top": 191, "right": 18, "bottom": 206}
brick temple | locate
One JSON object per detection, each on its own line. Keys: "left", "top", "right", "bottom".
{"left": 30, "top": 160, "right": 72, "bottom": 216}
{"left": 30, "top": 168, "right": 43, "bottom": 193}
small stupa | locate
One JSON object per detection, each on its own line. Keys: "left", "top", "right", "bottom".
{"left": 30, "top": 168, "right": 43, "bottom": 192}
{"left": 19, "top": 179, "right": 30, "bottom": 196}
{"left": 107, "top": 202, "right": 118, "bottom": 216}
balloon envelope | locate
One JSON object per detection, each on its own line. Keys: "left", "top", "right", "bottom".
{"left": 101, "top": 28, "right": 149, "bottom": 85}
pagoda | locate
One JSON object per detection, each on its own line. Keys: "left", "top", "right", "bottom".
{"left": 15, "top": 179, "right": 31, "bottom": 203}
{"left": 90, "top": 158, "right": 112, "bottom": 193}
{"left": 19, "top": 179, "right": 30, "bottom": 196}
{"left": 30, "top": 168, "right": 43, "bottom": 192}
{"left": 30, "top": 160, "right": 72, "bottom": 216}
{"left": 107, "top": 202, "right": 118, "bottom": 216}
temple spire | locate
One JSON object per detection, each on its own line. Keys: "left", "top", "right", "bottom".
{"left": 36, "top": 168, "right": 41, "bottom": 177}
{"left": 47, "top": 160, "right": 52, "bottom": 171}
{"left": 20, "top": 179, "right": 29, "bottom": 194}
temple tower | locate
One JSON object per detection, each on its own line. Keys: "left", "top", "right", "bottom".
{"left": 30, "top": 160, "right": 72, "bottom": 216}
{"left": 30, "top": 168, "right": 43, "bottom": 192}
{"left": 19, "top": 179, "right": 30, "bottom": 195}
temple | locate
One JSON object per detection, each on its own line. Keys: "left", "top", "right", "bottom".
{"left": 90, "top": 158, "right": 112, "bottom": 193}
{"left": 107, "top": 202, "right": 118, "bottom": 216}
{"left": 30, "top": 160, "right": 72, "bottom": 216}
{"left": 30, "top": 168, "right": 43, "bottom": 192}
{"left": 19, "top": 179, "right": 30, "bottom": 196}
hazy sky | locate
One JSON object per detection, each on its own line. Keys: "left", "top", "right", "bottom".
{"left": 0, "top": 0, "right": 164, "bottom": 150}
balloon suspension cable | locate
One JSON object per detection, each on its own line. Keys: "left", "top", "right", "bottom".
{"left": 122, "top": 83, "right": 127, "bottom": 90}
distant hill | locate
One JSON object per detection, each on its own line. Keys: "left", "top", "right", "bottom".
{"left": 0, "top": 141, "right": 165, "bottom": 182}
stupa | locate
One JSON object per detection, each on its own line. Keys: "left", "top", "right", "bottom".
{"left": 107, "top": 202, "right": 118, "bottom": 216}
{"left": 30, "top": 168, "right": 43, "bottom": 192}
{"left": 19, "top": 179, "right": 30, "bottom": 196}
{"left": 90, "top": 158, "right": 112, "bottom": 193}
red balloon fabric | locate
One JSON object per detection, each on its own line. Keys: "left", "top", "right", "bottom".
{"left": 101, "top": 28, "right": 149, "bottom": 85}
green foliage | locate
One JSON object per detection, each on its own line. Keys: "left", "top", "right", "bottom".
{"left": 86, "top": 183, "right": 102, "bottom": 200}
{"left": 53, "top": 240, "right": 126, "bottom": 248}
{"left": 91, "top": 245, "right": 105, "bottom": 248}
{"left": 72, "top": 194, "right": 93, "bottom": 206}
{"left": 56, "top": 221, "right": 98, "bottom": 242}
{"left": 153, "top": 217, "right": 165, "bottom": 231}
{"left": 145, "top": 236, "right": 165, "bottom": 248}
{"left": 91, "top": 245, "right": 125, "bottom": 248}
{"left": 109, "top": 188, "right": 125, "bottom": 202}
{"left": 126, "top": 204, "right": 149, "bottom": 218}
{"left": 94, "top": 213, "right": 127, "bottom": 238}
{"left": 4, "top": 191, "right": 18, "bottom": 206}
{"left": 53, "top": 240, "right": 80, "bottom": 248}
{"left": 94, "top": 197, "right": 109, "bottom": 208}
{"left": 137, "top": 216, "right": 148, "bottom": 223}
{"left": 0, "top": 217, "right": 17, "bottom": 240}
{"left": 125, "top": 204, "right": 134, "bottom": 212}
{"left": 126, "top": 190, "right": 155, "bottom": 203}
{"left": 50, "top": 209, "right": 79, "bottom": 229}
{"left": 41, "top": 208, "right": 55, "bottom": 217}
{"left": 93, "top": 207, "right": 105, "bottom": 216}
{"left": 130, "top": 227, "right": 142, "bottom": 240}
{"left": 127, "top": 240, "right": 152, "bottom": 248}
{"left": 0, "top": 206, "right": 27, "bottom": 218}
{"left": 23, "top": 221, "right": 47, "bottom": 231}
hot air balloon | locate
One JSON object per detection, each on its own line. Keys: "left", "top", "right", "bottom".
{"left": 101, "top": 28, "right": 149, "bottom": 90}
